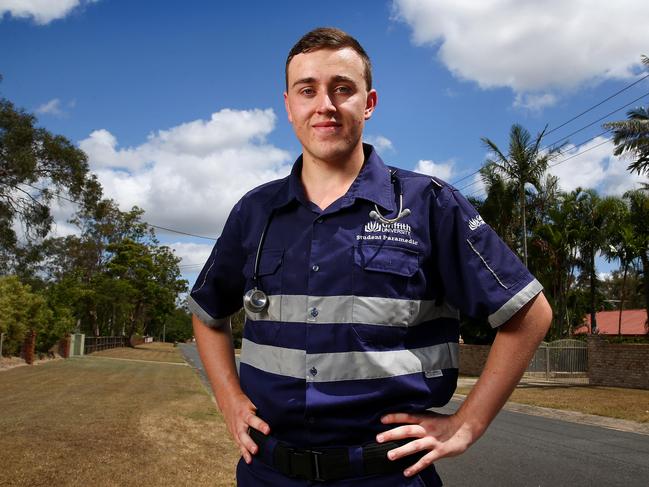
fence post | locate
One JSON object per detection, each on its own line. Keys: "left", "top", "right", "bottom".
{"left": 545, "top": 345, "right": 550, "bottom": 380}
{"left": 0, "top": 332, "right": 4, "bottom": 358}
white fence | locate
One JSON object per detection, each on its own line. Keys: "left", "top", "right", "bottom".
{"left": 525, "top": 339, "right": 589, "bottom": 383}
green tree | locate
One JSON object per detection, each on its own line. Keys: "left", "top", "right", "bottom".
{"left": 106, "top": 238, "right": 187, "bottom": 342}
{"left": 624, "top": 189, "right": 649, "bottom": 327}
{"left": 481, "top": 124, "right": 561, "bottom": 265}
{"left": 603, "top": 56, "right": 649, "bottom": 176}
{"left": 162, "top": 308, "right": 193, "bottom": 343}
{"left": 0, "top": 96, "right": 101, "bottom": 270}
{"left": 530, "top": 189, "right": 583, "bottom": 337}
{"left": 0, "top": 276, "right": 53, "bottom": 356}
{"left": 572, "top": 191, "right": 624, "bottom": 334}
{"left": 475, "top": 163, "right": 519, "bottom": 250}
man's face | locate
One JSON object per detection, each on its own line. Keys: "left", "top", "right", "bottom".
{"left": 284, "top": 48, "right": 377, "bottom": 165}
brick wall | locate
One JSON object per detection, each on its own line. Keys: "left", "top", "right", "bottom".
{"left": 459, "top": 344, "right": 491, "bottom": 376}
{"left": 588, "top": 336, "right": 649, "bottom": 390}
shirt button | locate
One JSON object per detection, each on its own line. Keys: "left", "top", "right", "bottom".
{"left": 311, "top": 264, "right": 319, "bottom": 272}
{"left": 307, "top": 416, "right": 315, "bottom": 424}
{"left": 310, "top": 367, "right": 318, "bottom": 376}
{"left": 316, "top": 217, "right": 324, "bottom": 224}
{"left": 310, "top": 307, "right": 319, "bottom": 318}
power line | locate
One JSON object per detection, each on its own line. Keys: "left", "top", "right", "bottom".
{"left": 458, "top": 129, "right": 613, "bottom": 193}
{"left": 148, "top": 224, "right": 216, "bottom": 241}
{"left": 467, "top": 137, "right": 614, "bottom": 200}
{"left": 544, "top": 72, "right": 649, "bottom": 136}
{"left": 450, "top": 75, "right": 649, "bottom": 189}
{"left": 543, "top": 91, "right": 649, "bottom": 150}
{"left": 19, "top": 183, "right": 218, "bottom": 241}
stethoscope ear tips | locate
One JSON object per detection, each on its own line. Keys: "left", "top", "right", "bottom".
{"left": 244, "top": 287, "right": 269, "bottom": 313}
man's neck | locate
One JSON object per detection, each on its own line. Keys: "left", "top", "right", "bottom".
{"left": 300, "top": 144, "right": 366, "bottom": 211}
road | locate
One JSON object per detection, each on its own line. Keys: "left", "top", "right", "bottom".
{"left": 178, "top": 343, "right": 649, "bottom": 486}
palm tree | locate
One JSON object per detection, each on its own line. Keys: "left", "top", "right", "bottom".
{"left": 481, "top": 124, "right": 561, "bottom": 266}
{"left": 624, "top": 190, "right": 649, "bottom": 328}
{"left": 477, "top": 163, "right": 519, "bottom": 250}
{"left": 603, "top": 56, "right": 649, "bottom": 176}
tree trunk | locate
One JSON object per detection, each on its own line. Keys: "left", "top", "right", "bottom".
{"left": 589, "top": 246, "right": 597, "bottom": 334}
{"left": 642, "top": 252, "right": 649, "bottom": 331}
{"left": 619, "top": 261, "right": 628, "bottom": 336}
{"left": 520, "top": 186, "right": 528, "bottom": 267}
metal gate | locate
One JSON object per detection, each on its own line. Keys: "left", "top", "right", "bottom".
{"left": 525, "top": 339, "right": 588, "bottom": 384}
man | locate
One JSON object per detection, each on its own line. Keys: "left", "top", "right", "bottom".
{"left": 189, "top": 27, "right": 552, "bottom": 486}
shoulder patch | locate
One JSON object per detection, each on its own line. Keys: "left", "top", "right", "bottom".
{"left": 468, "top": 215, "right": 486, "bottom": 231}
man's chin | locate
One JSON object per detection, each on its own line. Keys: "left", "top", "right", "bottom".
{"left": 308, "top": 141, "right": 358, "bottom": 164}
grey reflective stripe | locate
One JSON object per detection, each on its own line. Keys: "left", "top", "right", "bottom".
{"left": 466, "top": 238, "right": 508, "bottom": 289}
{"left": 240, "top": 338, "right": 306, "bottom": 379}
{"left": 187, "top": 295, "right": 229, "bottom": 329}
{"left": 244, "top": 294, "right": 459, "bottom": 326}
{"left": 240, "top": 338, "right": 459, "bottom": 382}
{"left": 488, "top": 278, "right": 543, "bottom": 328}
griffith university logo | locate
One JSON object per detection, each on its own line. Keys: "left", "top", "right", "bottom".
{"left": 468, "top": 215, "right": 486, "bottom": 231}
{"left": 364, "top": 221, "right": 412, "bottom": 234}
{"left": 358, "top": 221, "right": 419, "bottom": 246}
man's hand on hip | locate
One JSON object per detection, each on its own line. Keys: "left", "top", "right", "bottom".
{"left": 376, "top": 411, "right": 475, "bottom": 477}
{"left": 221, "top": 391, "right": 270, "bottom": 464}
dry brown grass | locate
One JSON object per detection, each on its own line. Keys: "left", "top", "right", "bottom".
{"left": 0, "top": 343, "right": 238, "bottom": 487}
{"left": 456, "top": 384, "right": 649, "bottom": 423}
{"left": 91, "top": 342, "right": 187, "bottom": 363}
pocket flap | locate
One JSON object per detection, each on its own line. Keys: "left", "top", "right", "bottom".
{"left": 257, "top": 249, "right": 283, "bottom": 276}
{"left": 355, "top": 244, "right": 419, "bottom": 277}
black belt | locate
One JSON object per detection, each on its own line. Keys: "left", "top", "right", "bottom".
{"left": 249, "top": 427, "right": 424, "bottom": 482}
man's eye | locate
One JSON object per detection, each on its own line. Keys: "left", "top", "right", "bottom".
{"left": 301, "top": 88, "right": 315, "bottom": 96}
{"left": 334, "top": 86, "right": 352, "bottom": 94}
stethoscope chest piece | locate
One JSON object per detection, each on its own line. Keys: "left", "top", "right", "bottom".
{"left": 244, "top": 287, "right": 269, "bottom": 313}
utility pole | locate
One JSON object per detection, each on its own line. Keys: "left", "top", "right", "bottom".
{"left": 162, "top": 322, "right": 166, "bottom": 343}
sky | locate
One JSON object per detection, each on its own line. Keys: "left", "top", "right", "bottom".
{"left": 2, "top": 0, "right": 649, "bottom": 287}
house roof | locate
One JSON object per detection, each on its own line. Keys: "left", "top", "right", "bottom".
{"left": 574, "top": 309, "right": 648, "bottom": 335}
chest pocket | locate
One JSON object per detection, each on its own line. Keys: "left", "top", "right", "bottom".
{"left": 355, "top": 244, "right": 420, "bottom": 277}
{"left": 243, "top": 248, "right": 284, "bottom": 296}
{"left": 352, "top": 243, "right": 422, "bottom": 348}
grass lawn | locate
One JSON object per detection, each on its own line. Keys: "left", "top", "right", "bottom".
{"left": 456, "top": 383, "right": 649, "bottom": 424}
{"left": 0, "top": 344, "right": 238, "bottom": 487}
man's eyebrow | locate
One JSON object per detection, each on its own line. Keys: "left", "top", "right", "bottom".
{"left": 291, "top": 75, "right": 358, "bottom": 89}
{"left": 292, "top": 77, "right": 316, "bottom": 88}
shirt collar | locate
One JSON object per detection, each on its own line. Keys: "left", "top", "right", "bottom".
{"left": 267, "top": 143, "right": 395, "bottom": 212}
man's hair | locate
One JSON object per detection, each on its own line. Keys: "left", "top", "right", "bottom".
{"left": 285, "top": 27, "right": 372, "bottom": 91}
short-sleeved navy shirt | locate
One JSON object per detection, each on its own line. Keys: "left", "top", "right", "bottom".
{"left": 189, "top": 144, "right": 542, "bottom": 448}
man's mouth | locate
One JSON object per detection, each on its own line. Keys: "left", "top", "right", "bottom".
{"left": 313, "top": 121, "right": 342, "bottom": 131}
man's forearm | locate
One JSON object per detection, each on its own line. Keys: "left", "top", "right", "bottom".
{"left": 455, "top": 292, "right": 553, "bottom": 441}
{"left": 192, "top": 314, "right": 243, "bottom": 408}
{"left": 192, "top": 314, "right": 271, "bottom": 462}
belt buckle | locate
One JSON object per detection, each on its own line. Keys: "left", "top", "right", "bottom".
{"left": 287, "top": 448, "right": 325, "bottom": 482}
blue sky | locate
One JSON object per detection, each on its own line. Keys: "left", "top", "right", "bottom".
{"left": 2, "top": 0, "right": 648, "bottom": 285}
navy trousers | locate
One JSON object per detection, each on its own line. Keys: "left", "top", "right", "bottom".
{"left": 236, "top": 456, "right": 443, "bottom": 486}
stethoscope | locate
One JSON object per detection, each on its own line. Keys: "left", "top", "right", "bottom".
{"left": 243, "top": 170, "right": 411, "bottom": 314}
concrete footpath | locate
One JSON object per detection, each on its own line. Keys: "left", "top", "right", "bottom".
{"left": 455, "top": 376, "right": 649, "bottom": 436}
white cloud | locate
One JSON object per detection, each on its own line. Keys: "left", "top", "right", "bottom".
{"left": 35, "top": 98, "right": 63, "bottom": 116}
{"left": 513, "top": 93, "right": 558, "bottom": 112}
{"left": 548, "top": 136, "right": 648, "bottom": 195}
{"left": 0, "top": 0, "right": 98, "bottom": 25}
{"left": 169, "top": 242, "right": 213, "bottom": 269}
{"left": 365, "top": 135, "right": 394, "bottom": 152}
{"left": 392, "top": 0, "right": 649, "bottom": 107}
{"left": 413, "top": 159, "right": 454, "bottom": 181}
{"left": 79, "top": 108, "right": 292, "bottom": 238}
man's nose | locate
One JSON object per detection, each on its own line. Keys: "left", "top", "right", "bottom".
{"left": 315, "top": 92, "right": 336, "bottom": 113}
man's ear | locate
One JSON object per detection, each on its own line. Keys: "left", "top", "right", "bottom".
{"left": 284, "top": 92, "right": 293, "bottom": 123}
{"left": 364, "top": 89, "right": 378, "bottom": 120}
